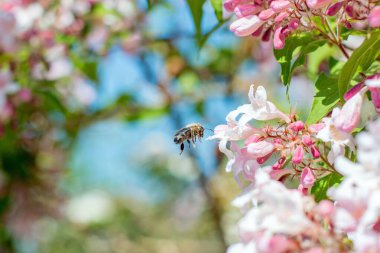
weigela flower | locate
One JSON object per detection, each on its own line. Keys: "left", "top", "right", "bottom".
{"left": 229, "top": 169, "right": 344, "bottom": 252}
{"left": 211, "top": 84, "right": 337, "bottom": 189}
{"left": 328, "top": 118, "right": 380, "bottom": 252}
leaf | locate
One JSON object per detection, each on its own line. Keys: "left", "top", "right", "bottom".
{"left": 186, "top": 0, "right": 206, "bottom": 45}
{"left": 311, "top": 172, "right": 342, "bottom": 202}
{"left": 306, "top": 74, "right": 339, "bottom": 124}
{"left": 274, "top": 34, "right": 325, "bottom": 86}
{"left": 338, "top": 31, "right": 380, "bottom": 101}
{"left": 210, "top": 0, "right": 223, "bottom": 22}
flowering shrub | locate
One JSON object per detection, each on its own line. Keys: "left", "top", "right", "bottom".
{"left": 202, "top": 0, "right": 380, "bottom": 252}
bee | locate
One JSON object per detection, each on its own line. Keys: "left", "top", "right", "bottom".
{"left": 174, "top": 123, "right": 205, "bottom": 154}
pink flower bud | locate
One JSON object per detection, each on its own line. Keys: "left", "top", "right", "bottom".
{"left": 309, "top": 123, "right": 325, "bottom": 133}
{"left": 274, "top": 12, "right": 288, "bottom": 22}
{"left": 230, "top": 15, "right": 265, "bottom": 37}
{"left": 289, "top": 18, "right": 299, "bottom": 30}
{"left": 333, "top": 91, "right": 364, "bottom": 133}
{"left": 369, "top": 6, "right": 380, "bottom": 28}
{"left": 326, "top": 1, "right": 343, "bottom": 16}
{"left": 234, "top": 4, "right": 262, "bottom": 18}
{"left": 262, "top": 28, "right": 272, "bottom": 41}
{"left": 369, "top": 87, "right": 380, "bottom": 113}
{"left": 270, "top": 1, "right": 291, "bottom": 12}
{"left": 272, "top": 156, "right": 286, "bottom": 170}
{"left": 223, "top": 0, "right": 239, "bottom": 12}
{"left": 273, "top": 26, "right": 285, "bottom": 49}
{"left": 288, "top": 120, "right": 304, "bottom": 132}
{"left": 344, "top": 82, "right": 365, "bottom": 101}
{"left": 298, "top": 184, "right": 308, "bottom": 195}
{"left": 344, "top": 21, "right": 352, "bottom": 29}
{"left": 306, "top": 0, "right": 333, "bottom": 9}
{"left": 273, "top": 138, "right": 283, "bottom": 144}
{"left": 258, "top": 9, "right": 275, "bottom": 20}
{"left": 257, "top": 151, "right": 274, "bottom": 164}
{"left": 311, "top": 145, "right": 320, "bottom": 158}
{"left": 301, "top": 167, "right": 315, "bottom": 188}
{"left": 292, "top": 146, "right": 304, "bottom": 164}
{"left": 247, "top": 141, "right": 274, "bottom": 158}
{"left": 302, "top": 135, "right": 313, "bottom": 146}
{"left": 345, "top": 5, "right": 355, "bottom": 18}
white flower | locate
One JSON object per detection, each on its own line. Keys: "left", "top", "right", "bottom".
{"left": 316, "top": 108, "right": 355, "bottom": 163}
{"left": 232, "top": 85, "right": 291, "bottom": 127}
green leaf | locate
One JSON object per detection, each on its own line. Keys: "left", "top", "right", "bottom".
{"left": 338, "top": 31, "right": 380, "bottom": 100}
{"left": 306, "top": 74, "right": 339, "bottom": 124}
{"left": 274, "top": 34, "right": 325, "bottom": 86}
{"left": 186, "top": 0, "right": 206, "bottom": 45}
{"left": 311, "top": 172, "right": 342, "bottom": 202}
{"left": 210, "top": 0, "right": 223, "bottom": 22}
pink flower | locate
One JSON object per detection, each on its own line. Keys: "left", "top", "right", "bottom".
{"left": 234, "top": 4, "right": 262, "bottom": 18}
{"left": 368, "top": 6, "right": 380, "bottom": 28}
{"left": 310, "top": 145, "right": 320, "bottom": 158}
{"left": 302, "top": 135, "right": 313, "bottom": 146}
{"left": 273, "top": 26, "right": 285, "bottom": 49}
{"left": 306, "top": 0, "right": 333, "bottom": 9}
{"left": 326, "top": 1, "right": 343, "bottom": 16}
{"left": 258, "top": 8, "right": 275, "bottom": 20}
{"left": 333, "top": 90, "right": 364, "bottom": 133}
{"left": 292, "top": 145, "right": 304, "bottom": 164}
{"left": 270, "top": 0, "right": 291, "bottom": 12}
{"left": 230, "top": 15, "right": 265, "bottom": 37}
{"left": 288, "top": 120, "right": 305, "bottom": 132}
{"left": 301, "top": 167, "right": 315, "bottom": 188}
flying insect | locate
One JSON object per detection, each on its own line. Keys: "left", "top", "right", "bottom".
{"left": 173, "top": 123, "right": 205, "bottom": 154}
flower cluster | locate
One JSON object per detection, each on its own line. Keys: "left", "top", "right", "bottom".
{"left": 209, "top": 85, "right": 334, "bottom": 192}
{"left": 228, "top": 169, "right": 347, "bottom": 253}
{"left": 224, "top": 0, "right": 380, "bottom": 49}
{"left": 329, "top": 117, "right": 380, "bottom": 253}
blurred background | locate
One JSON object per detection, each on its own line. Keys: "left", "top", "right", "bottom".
{"left": 0, "top": 0, "right": 315, "bottom": 252}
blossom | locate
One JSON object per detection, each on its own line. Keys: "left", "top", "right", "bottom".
{"left": 233, "top": 85, "right": 291, "bottom": 125}
{"left": 316, "top": 108, "right": 355, "bottom": 163}
{"left": 229, "top": 169, "right": 343, "bottom": 252}
{"left": 368, "top": 6, "right": 380, "bottom": 27}
{"left": 230, "top": 15, "right": 265, "bottom": 37}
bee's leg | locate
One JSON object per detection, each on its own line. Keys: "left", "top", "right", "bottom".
{"left": 180, "top": 143, "right": 184, "bottom": 155}
{"left": 187, "top": 139, "right": 191, "bottom": 148}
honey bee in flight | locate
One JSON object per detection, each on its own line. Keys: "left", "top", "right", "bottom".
{"left": 174, "top": 123, "right": 205, "bottom": 154}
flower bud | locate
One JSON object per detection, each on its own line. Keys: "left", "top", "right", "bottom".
{"left": 344, "top": 82, "right": 365, "bottom": 101}
{"left": 223, "top": 0, "right": 239, "bottom": 12}
{"left": 369, "top": 6, "right": 380, "bottom": 28}
{"left": 288, "top": 120, "right": 304, "bottom": 132}
{"left": 289, "top": 18, "right": 299, "bottom": 30}
{"left": 298, "top": 184, "right": 308, "bottom": 195}
{"left": 230, "top": 15, "right": 265, "bottom": 37}
{"left": 273, "top": 26, "right": 285, "bottom": 49}
{"left": 234, "top": 4, "right": 262, "bottom": 18}
{"left": 292, "top": 146, "right": 304, "bottom": 164}
{"left": 301, "top": 167, "right": 315, "bottom": 188}
{"left": 311, "top": 145, "right": 320, "bottom": 158}
{"left": 247, "top": 141, "right": 274, "bottom": 158}
{"left": 272, "top": 156, "right": 286, "bottom": 170}
{"left": 301, "top": 135, "right": 313, "bottom": 146}
{"left": 274, "top": 12, "right": 288, "bottom": 23}
{"left": 270, "top": 1, "right": 291, "bottom": 12}
{"left": 369, "top": 87, "right": 380, "bottom": 113}
{"left": 333, "top": 91, "right": 364, "bottom": 133}
{"left": 306, "top": 0, "right": 333, "bottom": 9}
{"left": 326, "top": 1, "right": 343, "bottom": 16}
{"left": 258, "top": 9, "right": 275, "bottom": 20}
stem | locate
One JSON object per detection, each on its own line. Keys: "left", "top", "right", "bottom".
{"left": 319, "top": 155, "right": 341, "bottom": 176}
